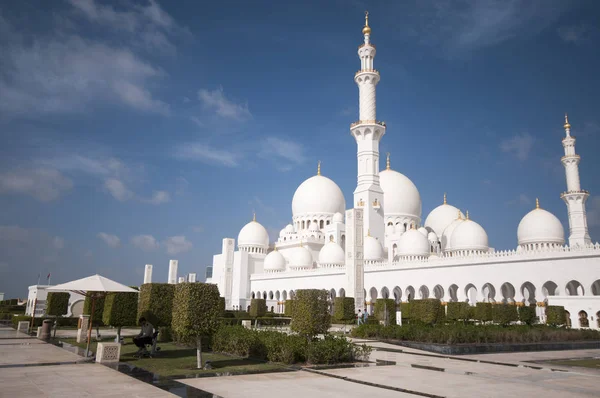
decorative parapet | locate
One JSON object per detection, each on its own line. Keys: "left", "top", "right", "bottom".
{"left": 96, "top": 342, "right": 121, "bottom": 364}
{"left": 358, "top": 43, "right": 376, "bottom": 49}
{"left": 560, "top": 190, "right": 589, "bottom": 198}
{"left": 350, "top": 120, "right": 386, "bottom": 128}
{"left": 355, "top": 69, "right": 379, "bottom": 77}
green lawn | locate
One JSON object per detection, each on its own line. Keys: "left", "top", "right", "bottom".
{"left": 545, "top": 359, "right": 600, "bottom": 369}
{"left": 60, "top": 338, "right": 288, "bottom": 377}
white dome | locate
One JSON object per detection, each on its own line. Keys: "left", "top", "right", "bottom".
{"left": 285, "top": 224, "right": 295, "bottom": 233}
{"left": 332, "top": 212, "right": 344, "bottom": 224}
{"left": 318, "top": 241, "right": 345, "bottom": 265}
{"left": 238, "top": 219, "right": 269, "bottom": 248}
{"left": 379, "top": 168, "right": 422, "bottom": 219}
{"left": 395, "top": 223, "right": 406, "bottom": 234}
{"left": 441, "top": 216, "right": 464, "bottom": 251}
{"left": 425, "top": 201, "right": 464, "bottom": 237}
{"left": 308, "top": 222, "right": 320, "bottom": 232}
{"left": 450, "top": 218, "right": 489, "bottom": 252}
{"left": 417, "top": 227, "right": 428, "bottom": 237}
{"left": 264, "top": 249, "right": 286, "bottom": 271}
{"left": 517, "top": 203, "right": 564, "bottom": 246}
{"left": 292, "top": 175, "right": 346, "bottom": 218}
{"left": 427, "top": 231, "right": 438, "bottom": 242}
{"left": 364, "top": 235, "right": 384, "bottom": 261}
{"left": 291, "top": 246, "right": 313, "bottom": 268}
{"left": 398, "top": 228, "right": 431, "bottom": 257}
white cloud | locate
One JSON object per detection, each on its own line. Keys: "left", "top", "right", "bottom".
{"left": 500, "top": 133, "right": 534, "bottom": 161}
{"left": 0, "top": 226, "right": 30, "bottom": 242}
{"left": 97, "top": 232, "right": 121, "bottom": 248}
{"left": 191, "top": 226, "right": 204, "bottom": 233}
{"left": 52, "top": 237, "right": 65, "bottom": 250}
{"left": 190, "top": 116, "right": 204, "bottom": 127}
{"left": 104, "top": 178, "right": 134, "bottom": 202}
{"left": 506, "top": 194, "right": 531, "bottom": 206}
{"left": 260, "top": 137, "right": 306, "bottom": 165}
{"left": 131, "top": 235, "right": 160, "bottom": 251}
{"left": 0, "top": 168, "right": 73, "bottom": 202}
{"left": 174, "top": 143, "right": 239, "bottom": 167}
{"left": 587, "top": 196, "right": 600, "bottom": 227}
{"left": 198, "top": 86, "right": 251, "bottom": 120}
{"left": 144, "top": 190, "right": 170, "bottom": 205}
{"left": 557, "top": 25, "right": 590, "bottom": 44}
{"left": 164, "top": 235, "right": 192, "bottom": 255}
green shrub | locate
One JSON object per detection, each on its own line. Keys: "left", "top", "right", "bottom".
{"left": 410, "top": 299, "right": 443, "bottom": 325}
{"left": 291, "top": 289, "right": 331, "bottom": 339}
{"left": 45, "top": 292, "right": 70, "bottom": 317}
{"left": 171, "top": 282, "right": 222, "bottom": 367}
{"left": 158, "top": 326, "right": 172, "bottom": 342}
{"left": 518, "top": 305, "right": 537, "bottom": 325}
{"left": 446, "top": 302, "right": 471, "bottom": 322}
{"left": 83, "top": 295, "right": 105, "bottom": 326}
{"left": 137, "top": 283, "right": 175, "bottom": 327}
{"left": 249, "top": 299, "right": 267, "bottom": 318}
{"left": 219, "top": 297, "right": 226, "bottom": 316}
{"left": 284, "top": 300, "right": 294, "bottom": 317}
{"left": 333, "top": 297, "right": 355, "bottom": 322}
{"left": 492, "top": 304, "right": 518, "bottom": 326}
{"left": 399, "top": 302, "right": 411, "bottom": 320}
{"left": 474, "top": 303, "right": 493, "bottom": 323}
{"left": 374, "top": 299, "right": 396, "bottom": 325}
{"left": 102, "top": 291, "right": 138, "bottom": 341}
{"left": 546, "top": 305, "right": 566, "bottom": 326}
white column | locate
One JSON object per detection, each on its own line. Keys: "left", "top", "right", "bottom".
{"left": 222, "top": 238, "right": 235, "bottom": 310}
{"left": 345, "top": 208, "right": 365, "bottom": 314}
{"left": 143, "top": 264, "right": 153, "bottom": 284}
{"left": 188, "top": 273, "right": 197, "bottom": 283}
{"left": 178, "top": 277, "right": 185, "bottom": 283}
{"left": 168, "top": 260, "right": 178, "bottom": 284}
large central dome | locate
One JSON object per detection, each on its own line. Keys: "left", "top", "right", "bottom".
{"left": 292, "top": 174, "right": 346, "bottom": 218}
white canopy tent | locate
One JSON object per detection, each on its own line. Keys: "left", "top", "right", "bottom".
{"left": 47, "top": 274, "right": 138, "bottom": 357}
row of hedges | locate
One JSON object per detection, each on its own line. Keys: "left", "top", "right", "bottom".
{"left": 213, "top": 325, "right": 371, "bottom": 364}
{"left": 0, "top": 299, "right": 18, "bottom": 306}
{"left": 11, "top": 316, "right": 80, "bottom": 328}
{"left": 220, "top": 317, "right": 291, "bottom": 327}
{"left": 333, "top": 297, "right": 355, "bottom": 322}
{"left": 350, "top": 323, "right": 600, "bottom": 344}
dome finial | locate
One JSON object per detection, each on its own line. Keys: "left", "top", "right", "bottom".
{"left": 362, "top": 10, "right": 371, "bottom": 35}
{"left": 443, "top": 192, "right": 447, "bottom": 205}
{"left": 252, "top": 211, "right": 256, "bottom": 222}
{"left": 564, "top": 113, "right": 571, "bottom": 137}
{"left": 274, "top": 245, "right": 278, "bottom": 251}
{"left": 535, "top": 198, "right": 540, "bottom": 209}
{"left": 457, "top": 209, "right": 462, "bottom": 220}
{"left": 317, "top": 160, "right": 321, "bottom": 176}
{"left": 367, "top": 229, "right": 371, "bottom": 237}
{"left": 466, "top": 210, "right": 470, "bottom": 220}
{"left": 386, "top": 152, "right": 390, "bottom": 170}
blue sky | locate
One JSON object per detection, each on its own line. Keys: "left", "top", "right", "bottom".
{"left": 1, "top": 0, "right": 599, "bottom": 299}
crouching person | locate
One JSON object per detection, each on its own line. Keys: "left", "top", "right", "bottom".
{"left": 133, "top": 317, "right": 154, "bottom": 355}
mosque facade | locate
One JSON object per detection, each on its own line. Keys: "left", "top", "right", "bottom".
{"left": 206, "top": 14, "right": 600, "bottom": 329}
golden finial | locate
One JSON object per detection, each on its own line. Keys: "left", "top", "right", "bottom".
{"left": 362, "top": 11, "right": 371, "bottom": 35}
{"left": 367, "top": 229, "right": 371, "bottom": 237}
{"left": 329, "top": 235, "right": 334, "bottom": 242}
{"left": 443, "top": 192, "right": 447, "bottom": 205}
{"left": 299, "top": 240, "right": 303, "bottom": 247}
{"left": 317, "top": 160, "right": 321, "bottom": 176}
{"left": 274, "top": 245, "right": 278, "bottom": 251}
{"left": 457, "top": 210, "right": 462, "bottom": 220}
{"left": 535, "top": 198, "right": 540, "bottom": 209}
{"left": 564, "top": 113, "right": 571, "bottom": 130}
{"left": 466, "top": 210, "right": 470, "bottom": 220}
{"left": 252, "top": 212, "right": 256, "bottom": 222}
{"left": 386, "top": 152, "right": 390, "bottom": 170}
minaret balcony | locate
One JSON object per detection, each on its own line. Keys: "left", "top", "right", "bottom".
{"left": 561, "top": 155, "right": 580, "bottom": 162}
{"left": 358, "top": 43, "right": 376, "bottom": 49}
{"left": 350, "top": 120, "right": 386, "bottom": 128}
{"left": 560, "top": 190, "right": 589, "bottom": 198}
{"left": 355, "top": 69, "right": 379, "bottom": 77}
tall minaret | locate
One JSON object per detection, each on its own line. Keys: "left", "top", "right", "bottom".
{"left": 351, "top": 11, "right": 386, "bottom": 244}
{"left": 560, "top": 114, "right": 592, "bottom": 247}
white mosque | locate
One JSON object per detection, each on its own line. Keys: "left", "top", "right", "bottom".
{"left": 205, "top": 13, "right": 600, "bottom": 329}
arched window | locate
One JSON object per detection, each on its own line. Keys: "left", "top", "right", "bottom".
{"left": 320, "top": 220, "right": 324, "bottom": 229}
{"left": 579, "top": 311, "right": 589, "bottom": 328}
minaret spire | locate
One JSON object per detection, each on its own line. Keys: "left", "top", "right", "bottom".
{"left": 386, "top": 152, "right": 390, "bottom": 170}
{"left": 443, "top": 192, "right": 447, "bottom": 205}
{"left": 317, "top": 160, "right": 321, "bottom": 176}
{"left": 560, "top": 114, "right": 592, "bottom": 246}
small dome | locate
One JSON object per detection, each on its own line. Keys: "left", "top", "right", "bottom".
{"left": 292, "top": 174, "right": 346, "bottom": 218}
{"left": 425, "top": 196, "right": 464, "bottom": 237}
{"left": 398, "top": 228, "right": 430, "bottom": 257}
{"left": 395, "top": 223, "right": 406, "bottom": 234}
{"left": 291, "top": 246, "right": 313, "bottom": 268}
{"left": 308, "top": 222, "right": 320, "bottom": 232}
{"left": 364, "top": 235, "right": 384, "bottom": 261}
{"left": 379, "top": 169, "right": 422, "bottom": 220}
{"left": 238, "top": 219, "right": 269, "bottom": 248}
{"left": 450, "top": 218, "right": 489, "bottom": 252}
{"left": 332, "top": 212, "right": 344, "bottom": 224}
{"left": 417, "top": 227, "right": 428, "bottom": 237}
{"left": 441, "top": 213, "right": 465, "bottom": 251}
{"left": 386, "top": 223, "right": 396, "bottom": 235}
{"left": 264, "top": 249, "right": 286, "bottom": 271}
{"left": 318, "top": 241, "right": 345, "bottom": 265}
{"left": 517, "top": 201, "right": 564, "bottom": 246}
{"left": 285, "top": 224, "right": 295, "bottom": 233}
{"left": 427, "top": 231, "right": 438, "bottom": 242}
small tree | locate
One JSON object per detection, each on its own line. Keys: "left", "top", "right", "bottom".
{"left": 446, "top": 302, "right": 471, "bottom": 323}
{"left": 284, "top": 300, "right": 295, "bottom": 317}
{"left": 492, "top": 304, "right": 518, "bottom": 326}
{"left": 84, "top": 295, "right": 106, "bottom": 338}
{"left": 137, "top": 283, "right": 175, "bottom": 327}
{"left": 546, "top": 305, "right": 566, "bottom": 326}
{"left": 333, "top": 297, "right": 355, "bottom": 322}
{"left": 46, "top": 292, "right": 69, "bottom": 337}
{"left": 290, "top": 289, "right": 331, "bottom": 340}
{"left": 474, "top": 303, "right": 493, "bottom": 323}
{"left": 410, "top": 299, "right": 443, "bottom": 325}
{"left": 249, "top": 298, "right": 267, "bottom": 318}
{"left": 374, "top": 299, "right": 396, "bottom": 326}
{"left": 171, "top": 283, "right": 221, "bottom": 368}
{"left": 518, "top": 305, "right": 537, "bottom": 325}
{"left": 102, "top": 291, "right": 138, "bottom": 343}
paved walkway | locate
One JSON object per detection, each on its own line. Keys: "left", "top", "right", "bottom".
{"left": 0, "top": 327, "right": 173, "bottom": 398}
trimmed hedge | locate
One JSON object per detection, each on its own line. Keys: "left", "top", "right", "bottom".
{"left": 171, "top": 282, "right": 222, "bottom": 345}
{"left": 374, "top": 299, "right": 396, "bottom": 325}
{"left": 399, "top": 302, "right": 411, "bottom": 320}
{"left": 291, "top": 289, "right": 331, "bottom": 339}
{"left": 492, "top": 304, "right": 518, "bottom": 326}
{"left": 11, "top": 316, "right": 80, "bottom": 328}
{"left": 518, "top": 305, "right": 537, "bottom": 325}
{"left": 102, "top": 292, "right": 138, "bottom": 328}
{"left": 410, "top": 299, "right": 443, "bottom": 325}
{"left": 249, "top": 299, "right": 267, "bottom": 318}
{"left": 546, "top": 305, "right": 567, "bottom": 326}
{"left": 333, "top": 297, "right": 355, "bottom": 322}
{"left": 45, "top": 292, "right": 70, "bottom": 317}
{"left": 446, "top": 302, "right": 471, "bottom": 322}
{"left": 83, "top": 295, "right": 105, "bottom": 326}
{"left": 474, "top": 303, "right": 493, "bottom": 323}
{"left": 351, "top": 323, "right": 600, "bottom": 344}
{"left": 284, "top": 300, "right": 295, "bottom": 317}
{"left": 138, "top": 283, "right": 175, "bottom": 327}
